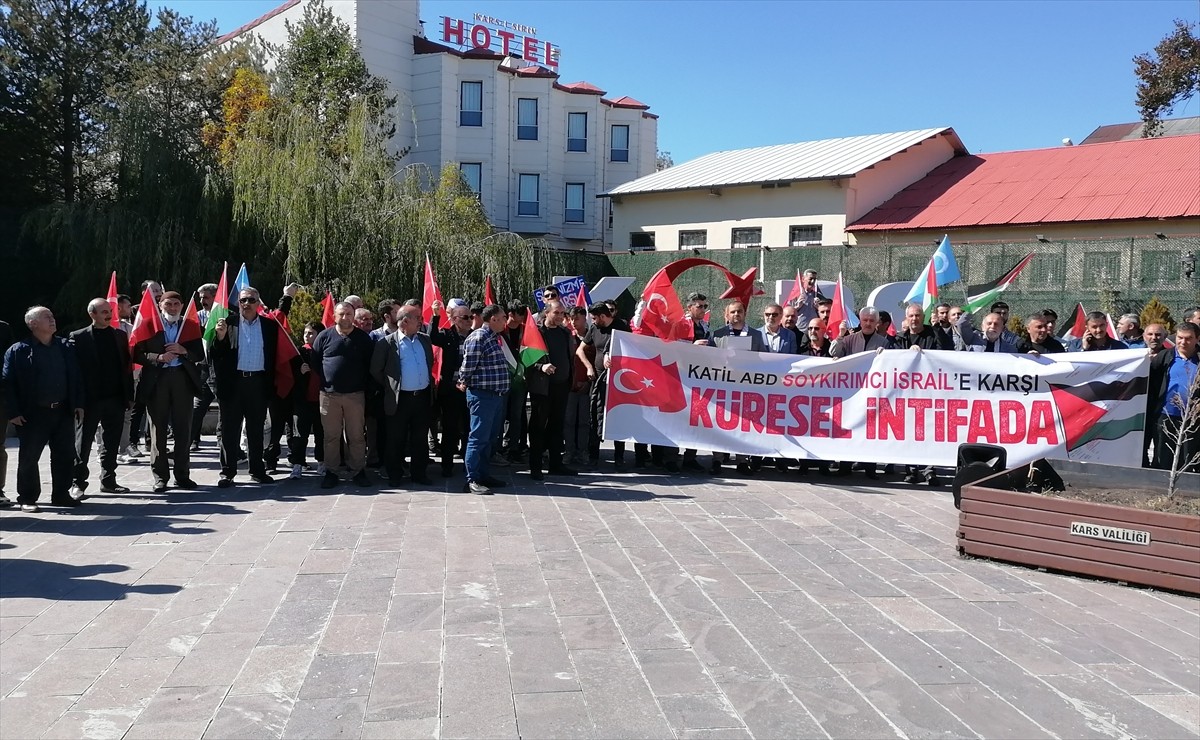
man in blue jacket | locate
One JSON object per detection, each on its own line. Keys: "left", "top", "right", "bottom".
{"left": 2, "top": 307, "right": 85, "bottom": 512}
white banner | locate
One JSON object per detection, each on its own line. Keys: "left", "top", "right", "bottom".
{"left": 603, "top": 332, "right": 1150, "bottom": 468}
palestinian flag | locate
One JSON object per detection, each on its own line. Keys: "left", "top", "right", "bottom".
{"left": 203, "top": 263, "right": 230, "bottom": 343}
{"left": 1049, "top": 376, "right": 1147, "bottom": 452}
{"left": 1058, "top": 302, "right": 1087, "bottom": 342}
{"left": 962, "top": 253, "right": 1036, "bottom": 313}
{"left": 520, "top": 308, "right": 548, "bottom": 369}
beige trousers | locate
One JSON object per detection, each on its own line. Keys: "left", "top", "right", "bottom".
{"left": 320, "top": 391, "right": 366, "bottom": 474}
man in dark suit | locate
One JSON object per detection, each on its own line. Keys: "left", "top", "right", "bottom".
{"left": 709, "top": 302, "right": 768, "bottom": 352}
{"left": 0, "top": 318, "right": 13, "bottom": 507}
{"left": 70, "top": 298, "right": 134, "bottom": 495}
{"left": 3, "top": 307, "right": 85, "bottom": 511}
{"left": 209, "top": 286, "right": 281, "bottom": 488}
{"left": 525, "top": 300, "right": 575, "bottom": 481}
{"left": 370, "top": 304, "right": 434, "bottom": 487}
{"left": 1148, "top": 321, "right": 1199, "bottom": 471}
{"left": 131, "top": 291, "right": 205, "bottom": 493}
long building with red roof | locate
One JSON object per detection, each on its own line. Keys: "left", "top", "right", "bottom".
{"left": 848, "top": 134, "right": 1200, "bottom": 245}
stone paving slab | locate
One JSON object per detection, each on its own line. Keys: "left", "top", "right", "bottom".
{"left": 2, "top": 438, "right": 1199, "bottom": 739}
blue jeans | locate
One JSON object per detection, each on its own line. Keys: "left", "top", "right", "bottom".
{"left": 466, "top": 389, "right": 507, "bottom": 482}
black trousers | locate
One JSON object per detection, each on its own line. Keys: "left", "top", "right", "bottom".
{"left": 190, "top": 365, "right": 216, "bottom": 444}
{"left": 587, "top": 369, "right": 624, "bottom": 459}
{"left": 503, "top": 385, "right": 528, "bottom": 454}
{"left": 529, "top": 383, "right": 570, "bottom": 473}
{"left": 219, "top": 373, "right": 270, "bottom": 479}
{"left": 265, "top": 394, "right": 292, "bottom": 470}
{"left": 129, "top": 399, "right": 147, "bottom": 446}
{"left": 438, "top": 380, "right": 468, "bottom": 468}
{"left": 1154, "top": 415, "right": 1197, "bottom": 472}
{"left": 147, "top": 369, "right": 195, "bottom": 486}
{"left": 75, "top": 396, "right": 125, "bottom": 488}
{"left": 385, "top": 388, "right": 431, "bottom": 481}
{"left": 16, "top": 405, "right": 75, "bottom": 503}
{"left": 288, "top": 399, "right": 324, "bottom": 465}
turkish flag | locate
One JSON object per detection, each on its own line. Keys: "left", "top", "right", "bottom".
{"left": 128, "top": 287, "right": 164, "bottom": 350}
{"left": 106, "top": 271, "right": 120, "bottom": 328}
{"left": 319, "top": 293, "right": 336, "bottom": 328}
{"left": 634, "top": 268, "right": 684, "bottom": 340}
{"left": 606, "top": 354, "right": 687, "bottom": 414}
{"left": 422, "top": 255, "right": 450, "bottom": 330}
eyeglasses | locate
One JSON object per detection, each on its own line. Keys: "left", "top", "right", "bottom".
{"left": 239, "top": 297, "right": 258, "bottom": 304}
{"left": 543, "top": 293, "right": 558, "bottom": 299}
{"left": 764, "top": 312, "right": 780, "bottom": 317}
{"left": 453, "top": 315, "right": 471, "bottom": 321}
{"left": 806, "top": 327, "right": 823, "bottom": 332}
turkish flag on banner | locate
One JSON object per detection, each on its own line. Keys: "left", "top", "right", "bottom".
{"left": 606, "top": 353, "right": 687, "bottom": 414}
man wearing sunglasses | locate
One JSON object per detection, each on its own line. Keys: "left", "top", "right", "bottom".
{"left": 210, "top": 287, "right": 284, "bottom": 489}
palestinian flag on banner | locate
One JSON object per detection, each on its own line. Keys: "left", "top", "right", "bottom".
{"left": 962, "top": 253, "right": 1036, "bottom": 313}
{"left": 520, "top": 308, "right": 548, "bottom": 369}
{"left": 1058, "top": 302, "right": 1087, "bottom": 342}
{"left": 1049, "top": 376, "right": 1147, "bottom": 451}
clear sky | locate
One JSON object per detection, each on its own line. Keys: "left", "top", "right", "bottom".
{"left": 166, "top": 0, "right": 1199, "bottom": 162}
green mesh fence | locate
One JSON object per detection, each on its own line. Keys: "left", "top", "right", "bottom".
{"left": 604, "top": 236, "right": 1200, "bottom": 324}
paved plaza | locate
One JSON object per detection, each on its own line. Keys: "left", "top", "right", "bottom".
{"left": 1, "top": 439, "right": 1198, "bottom": 739}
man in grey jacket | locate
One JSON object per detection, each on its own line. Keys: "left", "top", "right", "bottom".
{"left": 963, "top": 312, "right": 1021, "bottom": 353}
{"left": 831, "top": 307, "right": 890, "bottom": 358}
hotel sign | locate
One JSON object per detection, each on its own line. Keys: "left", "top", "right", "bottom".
{"left": 440, "top": 13, "right": 561, "bottom": 68}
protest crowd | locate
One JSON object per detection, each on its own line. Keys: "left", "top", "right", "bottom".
{"left": 1, "top": 267, "right": 1197, "bottom": 513}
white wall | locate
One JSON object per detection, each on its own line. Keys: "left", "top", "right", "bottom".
{"left": 845, "top": 133, "right": 959, "bottom": 223}
{"left": 610, "top": 180, "right": 849, "bottom": 251}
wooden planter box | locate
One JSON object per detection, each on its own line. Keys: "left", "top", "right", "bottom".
{"left": 958, "top": 462, "right": 1200, "bottom": 595}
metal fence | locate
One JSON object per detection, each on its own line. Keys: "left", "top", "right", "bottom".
{"left": 605, "top": 236, "right": 1200, "bottom": 323}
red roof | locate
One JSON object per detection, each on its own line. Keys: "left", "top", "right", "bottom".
{"left": 603, "top": 96, "right": 649, "bottom": 110}
{"left": 555, "top": 81, "right": 606, "bottom": 96}
{"left": 849, "top": 135, "right": 1200, "bottom": 232}
{"left": 215, "top": 0, "right": 299, "bottom": 45}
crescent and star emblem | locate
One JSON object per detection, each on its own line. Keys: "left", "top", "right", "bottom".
{"left": 647, "top": 293, "right": 672, "bottom": 323}
{"left": 612, "top": 368, "right": 653, "bottom": 394}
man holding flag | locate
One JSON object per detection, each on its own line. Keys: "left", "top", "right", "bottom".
{"left": 523, "top": 301, "right": 575, "bottom": 481}
{"left": 131, "top": 290, "right": 205, "bottom": 494}
{"left": 209, "top": 287, "right": 285, "bottom": 488}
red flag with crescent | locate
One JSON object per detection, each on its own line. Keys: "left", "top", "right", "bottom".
{"left": 606, "top": 354, "right": 687, "bottom": 414}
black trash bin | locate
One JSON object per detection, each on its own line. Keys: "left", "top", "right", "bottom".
{"left": 953, "top": 444, "right": 1007, "bottom": 509}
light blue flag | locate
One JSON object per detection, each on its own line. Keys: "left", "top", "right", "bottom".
{"left": 228, "top": 263, "right": 250, "bottom": 308}
{"left": 932, "top": 235, "right": 961, "bottom": 285}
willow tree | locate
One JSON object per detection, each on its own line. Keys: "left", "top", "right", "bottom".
{"left": 227, "top": 94, "right": 542, "bottom": 301}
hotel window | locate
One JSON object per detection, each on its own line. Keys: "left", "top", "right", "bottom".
{"left": 567, "top": 112, "right": 587, "bottom": 152}
{"left": 731, "top": 227, "right": 762, "bottom": 248}
{"left": 459, "top": 81, "right": 482, "bottom": 127}
{"left": 610, "top": 124, "right": 629, "bottom": 162}
{"left": 789, "top": 225, "right": 822, "bottom": 246}
{"left": 565, "top": 183, "right": 585, "bottom": 223}
{"left": 678, "top": 230, "right": 707, "bottom": 248}
{"left": 516, "top": 98, "right": 538, "bottom": 140}
{"left": 518, "top": 174, "right": 540, "bottom": 216}
{"left": 459, "top": 163, "right": 481, "bottom": 195}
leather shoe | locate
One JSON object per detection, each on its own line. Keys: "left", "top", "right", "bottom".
{"left": 51, "top": 496, "right": 82, "bottom": 508}
{"left": 250, "top": 473, "right": 274, "bottom": 484}
{"left": 217, "top": 478, "right": 235, "bottom": 489}
{"left": 548, "top": 465, "right": 577, "bottom": 476}
{"left": 100, "top": 482, "right": 130, "bottom": 493}
{"left": 411, "top": 476, "right": 433, "bottom": 486}
{"left": 152, "top": 485, "right": 168, "bottom": 494}
{"left": 529, "top": 469, "right": 544, "bottom": 481}
{"left": 320, "top": 472, "right": 339, "bottom": 489}
{"left": 175, "top": 478, "right": 198, "bottom": 489}
{"left": 480, "top": 476, "right": 508, "bottom": 488}
{"left": 352, "top": 471, "right": 371, "bottom": 487}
